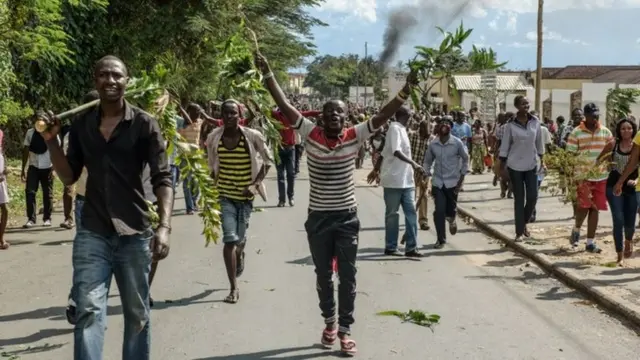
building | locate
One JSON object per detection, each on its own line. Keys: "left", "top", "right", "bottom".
{"left": 287, "top": 72, "right": 312, "bottom": 95}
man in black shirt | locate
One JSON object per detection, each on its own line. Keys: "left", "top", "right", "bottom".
{"left": 42, "top": 55, "right": 173, "bottom": 360}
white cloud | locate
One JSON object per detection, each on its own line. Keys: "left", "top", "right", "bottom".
{"left": 506, "top": 42, "right": 534, "bottom": 48}
{"left": 473, "top": 35, "right": 487, "bottom": 48}
{"left": 488, "top": 19, "right": 498, "bottom": 30}
{"left": 525, "top": 27, "right": 589, "bottom": 46}
{"left": 318, "top": 0, "right": 377, "bottom": 22}
{"left": 319, "top": 0, "right": 640, "bottom": 23}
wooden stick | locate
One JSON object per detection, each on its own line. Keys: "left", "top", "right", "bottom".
{"left": 35, "top": 99, "right": 100, "bottom": 132}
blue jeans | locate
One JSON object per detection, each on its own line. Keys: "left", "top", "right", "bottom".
{"left": 73, "top": 228, "right": 153, "bottom": 360}
{"left": 606, "top": 188, "right": 637, "bottom": 252}
{"left": 182, "top": 172, "right": 199, "bottom": 212}
{"left": 220, "top": 197, "right": 253, "bottom": 244}
{"left": 276, "top": 147, "right": 295, "bottom": 202}
{"left": 383, "top": 187, "right": 418, "bottom": 252}
{"left": 170, "top": 165, "right": 180, "bottom": 193}
{"left": 68, "top": 196, "right": 86, "bottom": 305}
{"left": 432, "top": 185, "right": 458, "bottom": 243}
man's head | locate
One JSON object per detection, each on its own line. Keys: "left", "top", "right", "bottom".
{"left": 394, "top": 106, "right": 411, "bottom": 126}
{"left": 321, "top": 99, "right": 347, "bottom": 136}
{"left": 571, "top": 108, "right": 584, "bottom": 126}
{"left": 583, "top": 103, "right": 600, "bottom": 127}
{"left": 187, "top": 103, "right": 203, "bottom": 122}
{"left": 556, "top": 115, "right": 565, "bottom": 125}
{"left": 440, "top": 116, "right": 454, "bottom": 136}
{"left": 221, "top": 99, "right": 242, "bottom": 129}
{"left": 93, "top": 55, "right": 128, "bottom": 104}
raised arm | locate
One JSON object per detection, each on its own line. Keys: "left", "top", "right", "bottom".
{"left": 369, "top": 72, "right": 418, "bottom": 130}
{"left": 255, "top": 53, "right": 301, "bottom": 125}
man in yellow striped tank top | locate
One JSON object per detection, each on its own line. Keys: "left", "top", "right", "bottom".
{"left": 206, "top": 99, "right": 273, "bottom": 304}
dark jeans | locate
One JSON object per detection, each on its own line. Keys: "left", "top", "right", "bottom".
{"left": 606, "top": 188, "right": 637, "bottom": 252}
{"left": 277, "top": 146, "right": 295, "bottom": 202}
{"left": 305, "top": 208, "right": 359, "bottom": 335}
{"left": 295, "top": 144, "right": 304, "bottom": 173}
{"left": 25, "top": 166, "right": 53, "bottom": 222}
{"left": 432, "top": 185, "right": 458, "bottom": 243}
{"left": 508, "top": 168, "right": 538, "bottom": 237}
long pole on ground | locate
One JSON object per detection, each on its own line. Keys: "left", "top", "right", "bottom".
{"left": 534, "top": 0, "right": 544, "bottom": 113}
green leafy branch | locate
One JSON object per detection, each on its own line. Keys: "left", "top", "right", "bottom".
{"left": 606, "top": 87, "right": 640, "bottom": 129}
{"left": 541, "top": 148, "right": 609, "bottom": 205}
{"left": 216, "top": 18, "right": 283, "bottom": 161}
{"left": 126, "top": 65, "right": 221, "bottom": 246}
{"left": 377, "top": 310, "right": 441, "bottom": 331}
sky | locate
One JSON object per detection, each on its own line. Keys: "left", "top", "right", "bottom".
{"left": 299, "top": 0, "right": 640, "bottom": 71}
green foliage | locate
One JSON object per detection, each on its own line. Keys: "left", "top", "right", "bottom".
{"left": 408, "top": 23, "right": 507, "bottom": 110}
{"left": 606, "top": 88, "right": 640, "bottom": 129}
{"left": 304, "top": 54, "right": 387, "bottom": 100}
{"left": 0, "top": 0, "right": 321, "bottom": 157}
{"left": 541, "top": 148, "right": 607, "bottom": 205}
{"left": 377, "top": 310, "right": 441, "bottom": 330}
{"left": 125, "top": 66, "right": 221, "bottom": 246}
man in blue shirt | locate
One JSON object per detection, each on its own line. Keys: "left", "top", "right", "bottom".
{"left": 423, "top": 117, "right": 469, "bottom": 248}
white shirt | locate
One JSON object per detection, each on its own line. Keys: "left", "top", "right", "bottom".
{"left": 541, "top": 125, "right": 552, "bottom": 147}
{"left": 380, "top": 121, "right": 414, "bottom": 189}
{"left": 63, "top": 133, "right": 88, "bottom": 196}
{"left": 24, "top": 128, "right": 57, "bottom": 169}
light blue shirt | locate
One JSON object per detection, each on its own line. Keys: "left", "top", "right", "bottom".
{"left": 451, "top": 122, "right": 472, "bottom": 147}
{"left": 423, "top": 135, "right": 469, "bottom": 189}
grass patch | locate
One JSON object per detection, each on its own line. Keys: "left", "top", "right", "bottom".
{"left": 5, "top": 158, "right": 65, "bottom": 227}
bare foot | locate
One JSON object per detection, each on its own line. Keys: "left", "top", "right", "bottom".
{"left": 0, "top": 241, "right": 9, "bottom": 250}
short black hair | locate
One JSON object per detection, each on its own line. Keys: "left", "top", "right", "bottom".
{"left": 94, "top": 55, "right": 128, "bottom": 76}
{"left": 514, "top": 95, "right": 525, "bottom": 106}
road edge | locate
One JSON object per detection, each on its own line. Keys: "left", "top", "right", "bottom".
{"left": 457, "top": 205, "right": 640, "bottom": 330}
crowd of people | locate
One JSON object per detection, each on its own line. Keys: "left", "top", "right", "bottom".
{"left": 0, "top": 49, "right": 639, "bottom": 359}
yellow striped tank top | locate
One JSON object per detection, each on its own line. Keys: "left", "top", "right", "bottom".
{"left": 217, "top": 135, "right": 254, "bottom": 201}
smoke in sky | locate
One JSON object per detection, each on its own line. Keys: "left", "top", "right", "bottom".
{"left": 379, "top": 0, "right": 474, "bottom": 68}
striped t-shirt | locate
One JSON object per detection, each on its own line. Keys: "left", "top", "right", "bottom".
{"left": 216, "top": 135, "right": 254, "bottom": 201}
{"left": 293, "top": 117, "right": 375, "bottom": 211}
{"left": 566, "top": 122, "right": 612, "bottom": 181}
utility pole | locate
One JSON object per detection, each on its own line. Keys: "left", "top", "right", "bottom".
{"left": 364, "top": 42, "right": 368, "bottom": 107}
{"left": 534, "top": 0, "right": 544, "bottom": 113}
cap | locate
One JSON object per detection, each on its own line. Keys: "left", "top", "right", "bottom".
{"left": 584, "top": 102, "right": 600, "bottom": 116}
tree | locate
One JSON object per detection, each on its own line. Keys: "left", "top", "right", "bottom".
{"left": 0, "top": 0, "right": 323, "bottom": 156}
{"left": 408, "top": 23, "right": 507, "bottom": 110}
{"left": 606, "top": 87, "right": 640, "bottom": 129}
{"left": 303, "top": 54, "right": 387, "bottom": 100}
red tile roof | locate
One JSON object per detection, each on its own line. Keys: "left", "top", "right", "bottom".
{"left": 542, "top": 66, "right": 640, "bottom": 79}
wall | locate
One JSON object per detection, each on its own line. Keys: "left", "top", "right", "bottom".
{"left": 539, "top": 78, "right": 591, "bottom": 90}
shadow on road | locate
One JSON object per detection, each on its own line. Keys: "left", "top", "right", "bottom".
{"left": 0, "top": 342, "right": 66, "bottom": 357}
{"left": 0, "top": 328, "right": 72, "bottom": 347}
{"left": 0, "top": 289, "right": 222, "bottom": 323}
{"left": 193, "top": 344, "right": 341, "bottom": 359}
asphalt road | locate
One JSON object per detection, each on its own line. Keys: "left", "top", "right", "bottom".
{"left": 1, "top": 167, "right": 639, "bottom": 360}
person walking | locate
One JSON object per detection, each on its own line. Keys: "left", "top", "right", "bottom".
{"left": 423, "top": 117, "right": 468, "bottom": 248}
{"left": 409, "top": 120, "right": 431, "bottom": 230}
{"left": 206, "top": 99, "right": 272, "bottom": 304}
{"left": 498, "top": 96, "right": 545, "bottom": 242}
{"left": 567, "top": 103, "right": 612, "bottom": 253}
{"left": 42, "top": 55, "right": 173, "bottom": 360}
{"left": 379, "top": 108, "right": 424, "bottom": 257}
{"left": 21, "top": 116, "right": 58, "bottom": 228}
{"left": 470, "top": 119, "right": 488, "bottom": 174}
{"left": 600, "top": 119, "right": 637, "bottom": 265}
{"left": 257, "top": 50, "right": 416, "bottom": 356}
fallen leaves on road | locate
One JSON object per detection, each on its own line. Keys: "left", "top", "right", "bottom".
{"left": 376, "top": 309, "right": 440, "bottom": 330}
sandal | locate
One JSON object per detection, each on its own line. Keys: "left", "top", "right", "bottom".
{"left": 0, "top": 242, "right": 9, "bottom": 250}
{"left": 236, "top": 251, "right": 245, "bottom": 277}
{"left": 223, "top": 289, "right": 240, "bottom": 304}
{"left": 340, "top": 337, "right": 357, "bottom": 356}
{"left": 624, "top": 240, "right": 633, "bottom": 258}
{"left": 321, "top": 327, "right": 337, "bottom": 347}
{"left": 523, "top": 227, "right": 530, "bottom": 238}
